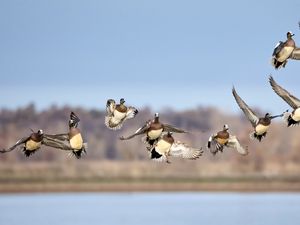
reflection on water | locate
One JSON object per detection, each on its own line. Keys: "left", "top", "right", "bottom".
{"left": 0, "top": 192, "right": 300, "bottom": 225}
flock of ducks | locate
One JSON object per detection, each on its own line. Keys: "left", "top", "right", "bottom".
{"left": 1, "top": 23, "right": 300, "bottom": 163}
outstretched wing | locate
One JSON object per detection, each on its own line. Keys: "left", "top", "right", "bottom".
{"left": 232, "top": 87, "right": 259, "bottom": 127}
{"left": 169, "top": 141, "right": 203, "bottom": 159}
{"left": 69, "top": 112, "right": 80, "bottom": 128}
{"left": 106, "top": 99, "right": 116, "bottom": 116}
{"left": 119, "top": 120, "right": 151, "bottom": 140}
{"left": 43, "top": 138, "right": 88, "bottom": 151}
{"left": 124, "top": 106, "right": 138, "bottom": 121}
{"left": 44, "top": 133, "right": 69, "bottom": 141}
{"left": 0, "top": 136, "right": 29, "bottom": 153}
{"left": 226, "top": 135, "right": 248, "bottom": 155}
{"left": 291, "top": 48, "right": 300, "bottom": 60}
{"left": 207, "top": 134, "right": 220, "bottom": 155}
{"left": 163, "top": 124, "right": 187, "bottom": 133}
{"left": 269, "top": 76, "right": 300, "bottom": 109}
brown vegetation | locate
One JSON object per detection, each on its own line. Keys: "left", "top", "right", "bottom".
{"left": 0, "top": 104, "right": 300, "bottom": 192}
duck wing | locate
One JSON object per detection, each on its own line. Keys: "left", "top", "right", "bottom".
{"left": 269, "top": 76, "right": 300, "bottom": 109}
{"left": 227, "top": 135, "right": 248, "bottom": 155}
{"left": 163, "top": 124, "right": 188, "bottom": 133}
{"left": 124, "top": 106, "right": 138, "bottom": 120}
{"left": 106, "top": 99, "right": 116, "bottom": 116}
{"left": 169, "top": 141, "right": 203, "bottom": 159}
{"left": 232, "top": 87, "right": 259, "bottom": 127}
{"left": 44, "top": 133, "right": 69, "bottom": 141}
{"left": 291, "top": 48, "right": 300, "bottom": 60}
{"left": 119, "top": 120, "right": 151, "bottom": 140}
{"left": 272, "top": 41, "right": 285, "bottom": 56}
{"left": 0, "top": 136, "right": 30, "bottom": 153}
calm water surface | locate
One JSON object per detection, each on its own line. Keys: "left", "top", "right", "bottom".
{"left": 0, "top": 192, "right": 300, "bottom": 225}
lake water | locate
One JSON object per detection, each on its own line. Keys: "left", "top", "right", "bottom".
{"left": 0, "top": 192, "right": 300, "bottom": 225}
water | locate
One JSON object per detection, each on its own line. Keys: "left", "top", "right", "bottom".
{"left": 0, "top": 192, "right": 300, "bottom": 225}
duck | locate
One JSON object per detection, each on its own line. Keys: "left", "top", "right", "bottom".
{"left": 120, "top": 113, "right": 187, "bottom": 148}
{"left": 269, "top": 75, "right": 300, "bottom": 126}
{"left": 207, "top": 124, "right": 248, "bottom": 155}
{"left": 149, "top": 132, "right": 203, "bottom": 163}
{"left": 105, "top": 98, "right": 138, "bottom": 130}
{"left": 271, "top": 31, "right": 300, "bottom": 69}
{"left": 44, "top": 112, "right": 87, "bottom": 159}
{"left": 232, "top": 87, "right": 283, "bottom": 141}
{"left": 0, "top": 129, "right": 44, "bottom": 157}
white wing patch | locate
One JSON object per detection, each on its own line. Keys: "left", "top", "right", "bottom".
{"left": 227, "top": 135, "right": 248, "bottom": 155}
{"left": 169, "top": 141, "right": 203, "bottom": 159}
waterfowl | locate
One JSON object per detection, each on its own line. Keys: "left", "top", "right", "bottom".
{"left": 120, "top": 113, "right": 187, "bottom": 148}
{"left": 232, "top": 87, "right": 283, "bottom": 141}
{"left": 105, "top": 98, "right": 138, "bottom": 130}
{"left": 269, "top": 76, "right": 300, "bottom": 126}
{"left": 149, "top": 132, "right": 203, "bottom": 163}
{"left": 207, "top": 124, "right": 248, "bottom": 155}
{"left": 0, "top": 129, "right": 44, "bottom": 157}
{"left": 44, "top": 112, "right": 87, "bottom": 159}
{"left": 271, "top": 31, "right": 300, "bottom": 69}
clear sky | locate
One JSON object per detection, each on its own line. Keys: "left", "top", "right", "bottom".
{"left": 1, "top": 0, "right": 300, "bottom": 114}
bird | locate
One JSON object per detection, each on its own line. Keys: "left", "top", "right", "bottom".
{"left": 149, "top": 132, "right": 203, "bottom": 163}
{"left": 271, "top": 31, "right": 300, "bottom": 69}
{"left": 0, "top": 129, "right": 44, "bottom": 157}
{"left": 232, "top": 87, "right": 283, "bottom": 141}
{"left": 269, "top": 75, "right": 300, "bottom": 126}
{"left": 120, "top": 113, "right": 187, "bottom": 148}
{"left": 44, "top": 112, "right": 87, "bottom": 159}
{"left": 207, "top": 124, "right": 248, "bottom": 155}
{"left": 105, "top": 98, "right": 138, "bottom": 130}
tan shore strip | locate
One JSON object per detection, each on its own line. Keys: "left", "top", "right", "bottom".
{"left": 1, "top": 180, "right": 300, "bottom": 193}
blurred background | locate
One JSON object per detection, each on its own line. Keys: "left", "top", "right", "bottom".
{"left": 1, "top": 1, "right": 300, "bottom": 225}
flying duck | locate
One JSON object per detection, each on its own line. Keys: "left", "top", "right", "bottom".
{"left": 105, "top": 98, "right": 138, "bottom": 130}
{"left": 271, "top": 31, "right": 300, "bottom": 69}
{"left": 0, "top": 129, "right": 44, "bottom": 157}
{"left": 149, "top": 132, "right": 203, "bottom": 163}
{"left": 269, "top": 76, "right": 300, "bottom": 126}
{"left": 232, "top": 87, "right": 283, "bottom": 141}
{"left": 120, "top": 113, "right": 187, "bottom": 148}
{"left": 44, "top": 112, "right": 87, "bottom": 159}
{"left": 207, "top": 124, "right": 248, "bottom": 155}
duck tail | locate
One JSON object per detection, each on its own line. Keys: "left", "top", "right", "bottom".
{"left": 250, "top": 132, "right": 265, "bottom": 142}
{"left": 23, "top": 148, "right": 38, "bottom": 157}
{"left": 271, "top": 58, "right": 287, "bottom": 69}
{"left": 283, "top": 112, "right": 300, "bottom": 127}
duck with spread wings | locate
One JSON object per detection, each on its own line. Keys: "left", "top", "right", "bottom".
{"left": 232, "top": 87, "right": 283, "bottom": 141}
{"left": 269, "top": 76, "right": 300, "bottom": 126}
{"left": 120, "top": 113, "right": 187, "bottom": 148}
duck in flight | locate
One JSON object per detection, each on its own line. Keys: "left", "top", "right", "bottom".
{"left": 149, "top": 132, "right": 203, "bottom": 163}
{"left": 105, "top": 98, "right": 138, "bottom": 130}
{"left": 0, "top": 129, "right": 45, "bottom": 157}
{"left": 232, "top": 87, "right": 283, "bottom": 141}
{"left": 120, "top": 113, "right": 187, "bottom": 148}
{"left": 271, "top": 29, "right": 300, "bottom": 69}
{"left": 44, "top": 112, "right": 87, "bottom": 159}
{"left": 207, "top": 124, "right": 248, "bottom": 155}
{"left": 269, "top": 76, "right": 300, "bottom": 126}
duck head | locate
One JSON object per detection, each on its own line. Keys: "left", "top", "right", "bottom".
{"left": 223, "top": 124, "right": 229, "bottom": 131}
{"left": 120, "top": 98, "right": 125, "bottom": 104}
{"left": 154, "top": 113, "right": 159, "bottom": 123}
{"left": 287, "top": 31, "right": 295, "bottom": 39}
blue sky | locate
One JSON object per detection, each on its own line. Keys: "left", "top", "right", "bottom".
{"left": 1, "top": 0, "right": 300, "bottom": 113}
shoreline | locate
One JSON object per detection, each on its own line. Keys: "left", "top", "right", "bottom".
{"left": 1, "top": 179, "right": 300, "bottom": 193}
